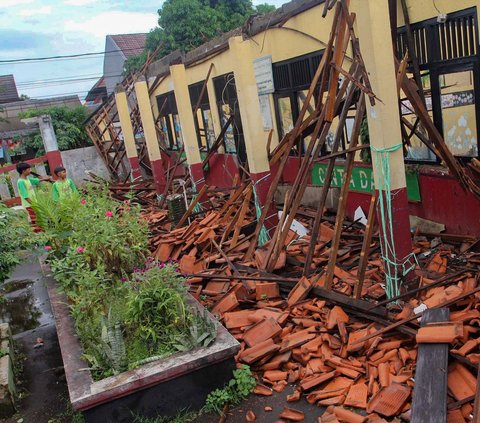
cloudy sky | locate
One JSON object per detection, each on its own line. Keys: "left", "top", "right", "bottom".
{"left": 0, "top": 0, "right": 286, "bottom": 101}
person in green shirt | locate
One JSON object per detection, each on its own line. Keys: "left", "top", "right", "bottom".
{"left": 52, "top": 166, "right": 78, "bottom": 202}
{"left": 16, "top": 162, "right": 50, "bottom": 230}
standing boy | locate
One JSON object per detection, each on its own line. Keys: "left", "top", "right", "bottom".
{"left": 16, "top": 162, "right": 50, "bottom": 228}
{"left": 52, "top": 166, "right": 78, "bottom": 202}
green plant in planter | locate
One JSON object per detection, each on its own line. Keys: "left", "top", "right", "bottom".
{"left": 30, "top": 188, "right": 78, "bottom": 253}
{"left": 35, "top": 184, "right": 148, "bottom": 276}
{"left": 100, "top": 308, "right": 127, "bottom": 374}
{"left": 172, "top": 308, "right": 218, "bottom": 352}
{"left": 126, "top": 260, "right": 190, "bottom": 344}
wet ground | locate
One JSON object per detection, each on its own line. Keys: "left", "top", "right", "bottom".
{"left": 1, "top": 254, "right": 72, "bottom": 423}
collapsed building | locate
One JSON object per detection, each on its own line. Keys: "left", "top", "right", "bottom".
{"left": 85, "top": 0, "right": 480, "bottom": 421}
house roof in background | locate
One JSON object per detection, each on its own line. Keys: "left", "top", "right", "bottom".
{"left": 0, "top": 74, "right": 20, "bottom": 104}
{"left": 110, "top": 33, "right": 147, "bottom": 58}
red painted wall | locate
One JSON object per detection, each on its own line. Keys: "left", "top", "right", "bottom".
{"left": 207, "top": 153, "right": 480, "bottom": 236}
{"left": 205, "top": 153, "right": 239, "bottom": 188}
{"left": 409, "top": 167, "right": 480, "bottom": 236}
{"left": 345, "top": 167, "right": 480, "bottom": 236}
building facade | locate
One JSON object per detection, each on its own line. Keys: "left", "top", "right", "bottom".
{"left": 115, "top": 0, "right": 480, "bottom": 236}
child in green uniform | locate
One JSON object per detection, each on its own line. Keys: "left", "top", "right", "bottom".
{"left": 52, "top": 166, "right": 78, "bottom": 202}
{"left": 16, "top": 162, "right": 50, "bottom": 229}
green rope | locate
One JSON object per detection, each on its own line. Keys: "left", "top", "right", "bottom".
{"left": 371, "top": 144, "right": 418, "bottom": 299}
{"left": 252, "top": 183, "right": 270, "bottom": 247}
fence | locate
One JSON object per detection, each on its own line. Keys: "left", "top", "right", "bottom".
{"left": 0, "top": 156, "right": 48, "bottom": 206}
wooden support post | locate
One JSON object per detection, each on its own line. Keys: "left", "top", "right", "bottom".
{"left": 354, "top": 192, "right": 378, "bottom": 299}
{"left": 411, "top": 308, "right": 449, "bottom": 423}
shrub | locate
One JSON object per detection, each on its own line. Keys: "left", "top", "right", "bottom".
{"left": 40, "top": 185, "right": 217, "bottom": 380}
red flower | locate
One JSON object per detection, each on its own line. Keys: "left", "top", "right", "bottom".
{"left": 80, "top": 199, "right": 86, "bottom": 205}
{"left": 105, "top": 211, "right": 113, "bottom": 218}
{"left": 76, "top": 247, "right": 85, "bottom": 253}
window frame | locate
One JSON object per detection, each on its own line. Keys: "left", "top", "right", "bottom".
{"left": 397, "top": 7, "right": 480, "bottom": 163}
{"left": 212, "top": 72, "right": 247, "bottom": 162}
{"left": 156, "top": 91, "right": 183, "bottom": 151}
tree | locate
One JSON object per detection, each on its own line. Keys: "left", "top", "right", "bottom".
{"left": 123, "top": 0, "right": 277, "bottom": 74}
{"left": 18, "top": 106, "right": 92, "bottom": 156}
{"left": 255, "top": 3, "right": 277, "bottom": 14}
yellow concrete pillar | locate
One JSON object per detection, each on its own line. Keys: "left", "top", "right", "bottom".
{"left": 114, "top": 86, "right": 142, "bottom": 180}
{"left": 354, "top": 0, "right": 414, "bottom": 294}
{"left": 170, "top": 64, "right": 206, "bottom": 188}
{"left": 134, "top": 76, "right": 166, "bottom": 193}
{"left": 228, "top": 36, "right": 277, "bottom": 230}
{"left": 170, "top": 64, "right": 202, "bottom": 165}
{"left": 228, "top": 36, "right": 270, "bottom": 175}
{"left": 354, "top": 0, "right": 406, "bottom": 191}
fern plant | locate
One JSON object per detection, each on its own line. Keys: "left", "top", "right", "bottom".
{"left": 100, "top": 308, "right": 127, "bottom": 374}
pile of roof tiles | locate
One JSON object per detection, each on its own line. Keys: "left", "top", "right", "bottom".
{"left": 198, "top": 258, "right": 480, "bottom": 422}
{"left": 137, "top": 187, "right": 480, "bottom": 421}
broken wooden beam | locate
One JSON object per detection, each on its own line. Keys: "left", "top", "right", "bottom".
{"left": 411, "top": 308, "right": 449, "bottom": 423}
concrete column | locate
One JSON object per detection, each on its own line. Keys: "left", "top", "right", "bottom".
{"left": 38, "top": 115, "right": 63, "bottom": 175}
{"left": 228, "top": 36, "right": 277, "bottom": 230}
{"left": 170, "top": 64, "right": 206, "bottom": 191}
{"left": 134, "top": 76, "right": 166, "bottom": 194}
{"left": 115, "top": 86, "right": 142, "bottom": 180}
{"left": 355, "top": 0, "right": 414, "bottom": 294}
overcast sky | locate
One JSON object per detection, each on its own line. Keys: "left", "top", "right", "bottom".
{"left": 0, "top": 0, "right": 286, "bottom": 101}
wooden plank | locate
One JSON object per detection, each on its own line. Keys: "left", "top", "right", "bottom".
{"left": 263, "top": 62, "right": 357, "bottom": 271}
{"left": 300, "top": 68, "right": 360, "bottom": 276}
{"left": 231, "top": 187, "right": 252, "bottom": 248}
{"left": 399, "top": 0, "right": 426, "bottom": 106}
{"left": 473, "top": 365, "right": 480, "bottom": 422}
{"left": 325, "top": 1, "right": 348, "bottom": 122}
{"left": 353, "top": 286, "right": 480, "bottom": 345}
{"left": 354, "top": 192, "right": 378, "bottom": 299}
{"left": 320, "top": 94, "right": 366, "bottom": 285}
{"left": 245, "top": 8, "right": 337, "bottom": 261}
{"left": 411, "top": 308, "right": 449, "bottom": 423}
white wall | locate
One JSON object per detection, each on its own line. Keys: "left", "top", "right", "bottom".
{"left": 60, "top": 146, "right": 109, "bottom": 185}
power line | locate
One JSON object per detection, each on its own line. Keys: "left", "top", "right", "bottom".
{"left": 15, "top": 71, "right": 122, "bottom": 86}
{"left": 0, "top": 46, "right": 147, "bottom": 64}
{"left": 17, "top": 74, "right": 123, "bottom": 89}
{"left": 27, "top": 89, "right": 98, "bottom": 99}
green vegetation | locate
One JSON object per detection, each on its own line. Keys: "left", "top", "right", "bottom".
{"left": 32, "top": 185, "right": 216, "bottom": 380}
{"left": 204, "top": 365, "right": 256, "bottom": 414}
{"left": 18, "top": 105, "right": 92, "bottom": 156}
{"left": 0, "top": 204, "right": 33, "bottom": 282}
{"left": 124, "top": 0, "right": 277, "bottom": 74}
{"left": 129, "top": 365, "right": 256, "bottom": 421}
{"left": 132, "top": 409, "right": 198, "bottom": 423}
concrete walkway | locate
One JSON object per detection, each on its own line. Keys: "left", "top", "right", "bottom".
{"left": 2, "top": 254, "right": 72, "bottom": 423}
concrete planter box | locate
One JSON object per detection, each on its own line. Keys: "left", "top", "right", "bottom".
{"left": 44, "top": 273, "right": 240, "bottom": 422}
